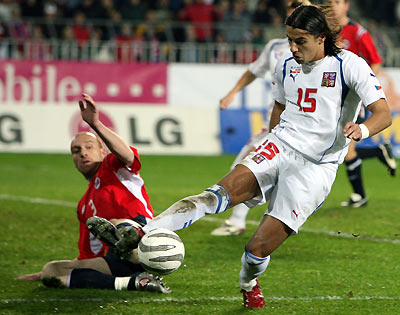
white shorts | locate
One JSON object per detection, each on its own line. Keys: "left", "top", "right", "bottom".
{"left": 231, "top": 127, "right": 269, "bottom": 168}
{"left": 240, "top": 133, "right": 338, "bottom": 234}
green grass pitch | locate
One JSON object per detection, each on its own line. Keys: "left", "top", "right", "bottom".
{"left": 0, "top": 153, "right": 399, "bottom": 314}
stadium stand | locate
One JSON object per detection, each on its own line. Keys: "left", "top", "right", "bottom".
{"left": 0, "top": 0, "right": 399, "bottom": 65}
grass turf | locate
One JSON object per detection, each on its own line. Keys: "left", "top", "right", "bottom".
{"left": 0, "top": 153, "right": 399, "bottom": 314}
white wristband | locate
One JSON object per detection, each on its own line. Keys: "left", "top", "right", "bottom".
{"left": 359, "top": 123, "right": 370, "bottom": 139}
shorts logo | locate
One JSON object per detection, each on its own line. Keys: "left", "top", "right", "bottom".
{"left": 292, "top": 209, "right": 299, "bottom": 218}
{"left": 94, "top": 177, "right": 101, "bottom": 189}
{"left": 252, "top": 153, "right": 266, "bottom": 164}
{"left": 321, "top": 72, "right": 336, "bottom": 87}
{"left": 290, "top": 66, "right": 302, "bottom": 81}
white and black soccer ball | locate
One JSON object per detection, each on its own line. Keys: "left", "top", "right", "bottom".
{"left": 138, "top": 228, "right": 185, "bottom": 275}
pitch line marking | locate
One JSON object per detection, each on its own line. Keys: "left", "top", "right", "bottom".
{"left": 2, "top": 295, "right": 400, "bottom": 304}
{"left": 203, "top": 217, "right": 400, "bottom": 244}
{"left": 0, "top": 194, "right": 76, "bottom": 208}
{"left": 1, "top": 193, "right": 399, "bottom": 244}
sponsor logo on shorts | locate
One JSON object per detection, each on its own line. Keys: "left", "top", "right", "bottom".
{"left": 252, "top": 153, "right": 266, "bottom": 164}
{"left": 292, "top": 209, "right": 299, "bottom": 218}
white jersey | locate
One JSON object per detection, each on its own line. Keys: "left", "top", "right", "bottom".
{"left": 248, "top": 38, "right": 290, "bottom": 79}
{"left": 271, "top": 49, "right": 385, "bottom": 164}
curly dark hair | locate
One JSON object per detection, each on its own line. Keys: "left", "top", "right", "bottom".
{"left": 285, "top": 5, "right": 342, "bottom": 56}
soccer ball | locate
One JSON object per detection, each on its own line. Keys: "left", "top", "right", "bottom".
{"left": 138, "top": 228, "right": 185, "bottom": 275}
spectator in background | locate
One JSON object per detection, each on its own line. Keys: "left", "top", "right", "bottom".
{"left": 212, "top": 30, "right": 231, "bottom": 63}
{"left": 41, "top": 2, "right": 62, "bottom": 39}
{"left": 179, "top": 24, "right": 199, "bottom": 62}
{"left": 8, "top": 4, "right": 30, "bottom": 58}
{"left": 88, "top": 27, "right": 111, "bottom": 61}
{"left": 73, "top": 11, "right": 90, "bottom": 47}
{"left": 145, "top": 10, "right": 170, "bottom": 62}
{"left": 114, "top": 22, "right": 145, "bottom": 62}
{"left": 180, "top": 0, "right": 220, "bottom": 42}
{"left": 222, "top": 0, "right": 251, "bottom": 43}
{"left": 58, "top": 25, "right": 79, "bottom": 60}
{"left": 108, "top": 9, "right": 123, "bottom": 40}
{"left": 26, "top": 24, "right": 52, "bottom": 60}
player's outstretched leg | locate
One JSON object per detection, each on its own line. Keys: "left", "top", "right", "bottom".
{"left": 132, "top": 272, "right": 171, "bottom": 293}
{"left": 86, "top": 217, "right": 144, "bottom": 259}
{"left": 65, "top": 269, "right": 171, "bottom": 293}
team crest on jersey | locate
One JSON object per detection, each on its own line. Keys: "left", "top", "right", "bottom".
{"left": 321, "top": 72, "right": 337, "bottom": 87}
{"left": 289, "top": 66, "right": 302, "bottom": 81}
{"left": 252, "top": 153, "right": 266, "bottom": 164}
{"left": 94, "top": 177, "right": 101, "bottom": 189}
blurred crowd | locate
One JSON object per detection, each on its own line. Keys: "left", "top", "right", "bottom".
{"left": 0, "top": 0, "right": 398, "bottom": 63}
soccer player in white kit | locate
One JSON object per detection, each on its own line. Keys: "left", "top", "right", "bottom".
{"left": 212, "top": 0, "right": 310, "bottom": 236}
{"left": 88, "top": 4, "right": 392, "bottom": 308}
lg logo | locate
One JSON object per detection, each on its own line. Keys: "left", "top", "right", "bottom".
{"left": 0, "top": 114, "right": 22, "bottom": 144}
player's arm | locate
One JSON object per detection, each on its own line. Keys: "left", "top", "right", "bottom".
{"left": 269, "top": 101, "right": 285, "bottom": 132}
{"left": 343, "top": 98, "right": 391, "bottom": 141}
{"left": 220, "top": 70, "right": 256, "bottom": 109}
{"left": 370, "top": 63, "right": 381, "bottom": 75}
{"left": 78, "top": 93, "right": 134, "bottom": 166}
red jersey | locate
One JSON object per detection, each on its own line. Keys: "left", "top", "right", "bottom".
{"left": 76, "top": 147, "right": 154, "bottom": 259}
{"left": 340, "top": 20, "right": 382, "bottom": 66}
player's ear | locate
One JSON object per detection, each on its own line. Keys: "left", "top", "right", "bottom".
{"left": 318, "top": 35, "right": 326, "bottom": 45}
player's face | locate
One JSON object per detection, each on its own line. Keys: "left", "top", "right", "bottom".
{"left": 286, "top": 26, "right": 325, "bottom": 64}
{"left": 71, "top": 134, "right": 104, "bottom": 180}
{"left": 330, "top": 0, "right": 349, "bottom": 20}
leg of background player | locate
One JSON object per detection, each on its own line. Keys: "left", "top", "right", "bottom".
{"left": 356, "top": 142, "right": 397, "bottom": 176}
{"left": 341, "top": 140, "right": 368, "bottom": 208}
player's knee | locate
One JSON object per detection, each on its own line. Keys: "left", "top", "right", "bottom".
{"left": 245, "top": 241, "right": 267, "bottom": 258}
{"left": 243, "top": 249, "right": 270, "bottom": 265}
{"left": 42, "top": 261, "right": 58, "bottom": 277}
{"left": 203, "top": 184, "right": 231, "bottom": 213}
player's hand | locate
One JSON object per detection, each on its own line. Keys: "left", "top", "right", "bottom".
{"left": 343, "top": 121, "right": 362, "bottom": 141}
{"left": 219, "top": 92, "right": 235, "bottom": 109}
{"left": 15, "top": 272, "right": 43, "bottom": 281}
{"left": 79, "top": 93, "right": 99, "bottom": 126}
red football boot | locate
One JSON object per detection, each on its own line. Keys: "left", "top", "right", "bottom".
{"left": 240, "top": 280, "right": 265, "bottom": 308}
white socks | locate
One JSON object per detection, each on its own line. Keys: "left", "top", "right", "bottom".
{"left": 240, "top": 250, "right": 270, "bottom": 291}
{"left": 114, "top": 277, "right": 131, "bottom": 290}
{"left": 143, "top": 185, "right": 230, "bottom": 233}
{"left": 229, "top": 203, "right": 250, "bottom": 228}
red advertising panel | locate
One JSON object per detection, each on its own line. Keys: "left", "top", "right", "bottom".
{"left": 0, "top": 60, "right": 167, "bottom": 104}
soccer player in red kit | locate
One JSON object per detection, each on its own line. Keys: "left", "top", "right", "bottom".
{"left": 330, "top": 0, "right": 396, "bottom": 208}
{"left": 16, "top": 94, "right": 170, "bottom": 293}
